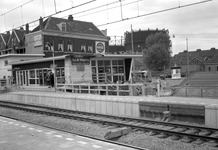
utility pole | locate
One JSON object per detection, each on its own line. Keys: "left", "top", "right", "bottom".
{"left": 186, "top": 38, "right": 189, "bottom": 77}
{"left": 131, "top": 25, "right": 135, "bottom": 83}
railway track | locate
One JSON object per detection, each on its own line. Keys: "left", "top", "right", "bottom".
{"left": 0, "top": 100, "right": 218, "bottom": 147}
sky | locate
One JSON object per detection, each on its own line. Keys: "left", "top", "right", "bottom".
{"left": 0, "top": 0, "right": 218, "bottom": 55}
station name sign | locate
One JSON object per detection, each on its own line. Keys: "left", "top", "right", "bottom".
{"left": 71, "top": 55, "right": 90, "bottom": 65}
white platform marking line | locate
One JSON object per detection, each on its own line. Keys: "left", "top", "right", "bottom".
{"left": 2, "top": 120, "right": 7, "bottom": 122}
{"left": 162, "top": 101, "right": 168, "bottom": 102}
{"left": 36, "top": 130, "right": 43, "bottom": 132}
{"left": 180, "top": 102, "right": 186, "bottom": 103}
{"left": 92, "top": 145, "right": 102, "bottom": 148}
{"left": 54, "top": 135, "right": 63, "bottom": 138}
{"left": 8, "top": 122, "right": 14, "bottom": 124}
{"left": 171, "top": 101, "right": 176, "bottom": 103}
{"left": 107, "top": 149, "right": 114, "bottom": 150}
{"left": 200, "top": 103, "right": 206, "bottom": 104}
{"left": 21, "top": 125, "right": 26, "bottom": 128}
{"left": 45, "top": 132, "right": 53, "bottom": 135}
{"left": 28, "top": 128, "right": 35, "bottom": 130}
{"left": 78, "top": 141, "right": 88, "bottom": 145}
{"left": 65, "top": 138, "right": 74, "bottom": 141}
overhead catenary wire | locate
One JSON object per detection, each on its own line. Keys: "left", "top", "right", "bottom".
{"left": 75, "top": 0, "right": 143, "bottom": 19}
{"left": 0, "top": 0, "right": 34, "bottom": 16}
{"left": 0, "top": 0, "right": 96, "bottom": 33}
{"left": 1, "top": 0, "right": 214, "bottom": 47}
{"left": 0, "top": 0, "right": 215, "bottom": 48}
{"left": 97, "top": 0, "right": 212, "bottom": 27}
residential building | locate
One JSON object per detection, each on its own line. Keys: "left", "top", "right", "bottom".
{"left": 171, "top": 48, "right": 218, "bottom": 75}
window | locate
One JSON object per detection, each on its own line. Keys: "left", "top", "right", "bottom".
{"left": 217, "top": 66, "right": 218, "bottom": 71}
{"left": 4, "top": 60, "right": 8, "bottom": 66}
{"left": 62, "top": 23, "right": 66, "bottom": 31}
{"left": 29, "top": 70, "right": 35, "bottom": 78}
{"left": 87, "top": 42, "right": 93, "bottom": 53}
{"left": 45, "top": 38, "right": 54, "bottom": 51}
{"left": 58, "top": 39, "right": 64, "bottom": 51}
{"left": 81, "top": 41, "right": 86, "bottom": 53}
{"left": 67, "top": 41, "right": 73, "bottom": 52}
{"left": 208, "top": 67, "right": 211, "bottom": 71}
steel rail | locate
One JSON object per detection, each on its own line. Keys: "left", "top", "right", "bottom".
{"left": 0, "top": 100, "right": 216, "bottom": 132}
{"left": 0, "top": 101, "right": 218, "bottom": 144}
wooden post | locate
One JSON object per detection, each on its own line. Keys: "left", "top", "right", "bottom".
{"left": 156, "top": 82, "right": 160, "bottom": 97}
{"left": 106, "top": 85, "right": 108, "bottom": 95}
{"left": 141, "top": 84, "right": 145, "bottom": 96}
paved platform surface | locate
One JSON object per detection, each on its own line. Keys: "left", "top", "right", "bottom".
{"left": 0, "top": 116, "right": 136, "bottom": 150}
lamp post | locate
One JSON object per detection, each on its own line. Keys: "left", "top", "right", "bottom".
{"left": 186, "top": 38, "right": 189, "bottom": 77}
{"left": 47, "top": 42, "right": 56, "bottom": 92}
{"left": 52, "top": 47, "right": 57, "bottom": 93}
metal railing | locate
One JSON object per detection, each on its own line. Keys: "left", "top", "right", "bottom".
{"left": 172, "top": 86, "right": 218, "bottom": 98}
{"left": 56, "top": 83, "right": 158, "bottom": 96}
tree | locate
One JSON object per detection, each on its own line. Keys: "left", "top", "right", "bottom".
{"left": 143, "top": 32, "right": 172, "bottom": 72}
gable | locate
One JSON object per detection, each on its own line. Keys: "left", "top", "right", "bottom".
{"left": 7, "top": 31, "right": 19, "bottom": 48}
{"left": 189, "top": 57, "right": 201, "bottom": 65}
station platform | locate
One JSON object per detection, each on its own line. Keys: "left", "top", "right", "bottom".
{"left": 1, "top": 90, "right": 218, "bottom": 128}
{"left": 0, "top": 116, "right": 135, "bottom": 150}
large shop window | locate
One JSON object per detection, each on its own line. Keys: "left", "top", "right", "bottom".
{"left": 91, "top": 59, "right": 125, "bottom": 83}
{"left": 29, "top": 70, "right": 36, "bottom": 84}
{"left": 56, "top": 68, "right": 65, "bottom": 83}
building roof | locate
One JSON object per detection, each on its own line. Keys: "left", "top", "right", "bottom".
{"left": 14, "top": 29, "right": 26, "bottom": 41}
{"left": 204, "top": 54, "right": 218, "bottom": 64}
{"left": 0, "top": 33, "right": 10, "bottom": 45}
{"left": 174, "top": 48, "right": 218, "bottom": 59}
{"left": 172, "top": 48, "right": 218, "bottom": 66}
{"left": 32, "top": 16, "right": 104, "bottom": 36}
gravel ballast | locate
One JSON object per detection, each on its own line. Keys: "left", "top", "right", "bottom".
{"left": 0, "top": 107, "right": 217, "bottom": 150}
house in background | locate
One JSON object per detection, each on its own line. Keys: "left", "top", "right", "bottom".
{"left": 0, "top": 31, "right": 10, "bottom": 55}
{"left": 171, "top": 48, "right": 218, "bottom": 75}
{"left": 204, "top": 54, "right": 218, "bottom": 72}
{"left": 0, "top": 26, "right": 43, "bottom": 79}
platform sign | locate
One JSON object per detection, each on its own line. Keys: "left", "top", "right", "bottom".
{"left": 71, "top": 55, "right": 90, "bottom": 65}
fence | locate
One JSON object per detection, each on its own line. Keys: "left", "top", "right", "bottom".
{"left": 172, "top": 86, "right": 218, "bottom": 98}
{"left": 56, "top": 83, "right": 158, "bottom": 96}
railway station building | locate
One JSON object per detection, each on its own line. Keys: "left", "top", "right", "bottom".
{"left": 8, "top": 15, "right": 142, "bottom": 86}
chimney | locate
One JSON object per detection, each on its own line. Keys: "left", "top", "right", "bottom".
{"left": 210, "top": 47, "right": 216, "bottom": 51}
{"left": 26, "top": 23, "right": 29, "bottom": 34}
{"left": 68, "top": 15, "right": 73, "bottom": 21}
{"left": 39, "top": 16, "right": 43, "bottom": 30}
{"left": 6, "top": 31, "right": 10, "bottom": 35}
{"left": 20, "top": 27, "right": 24, "bottom": 31}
